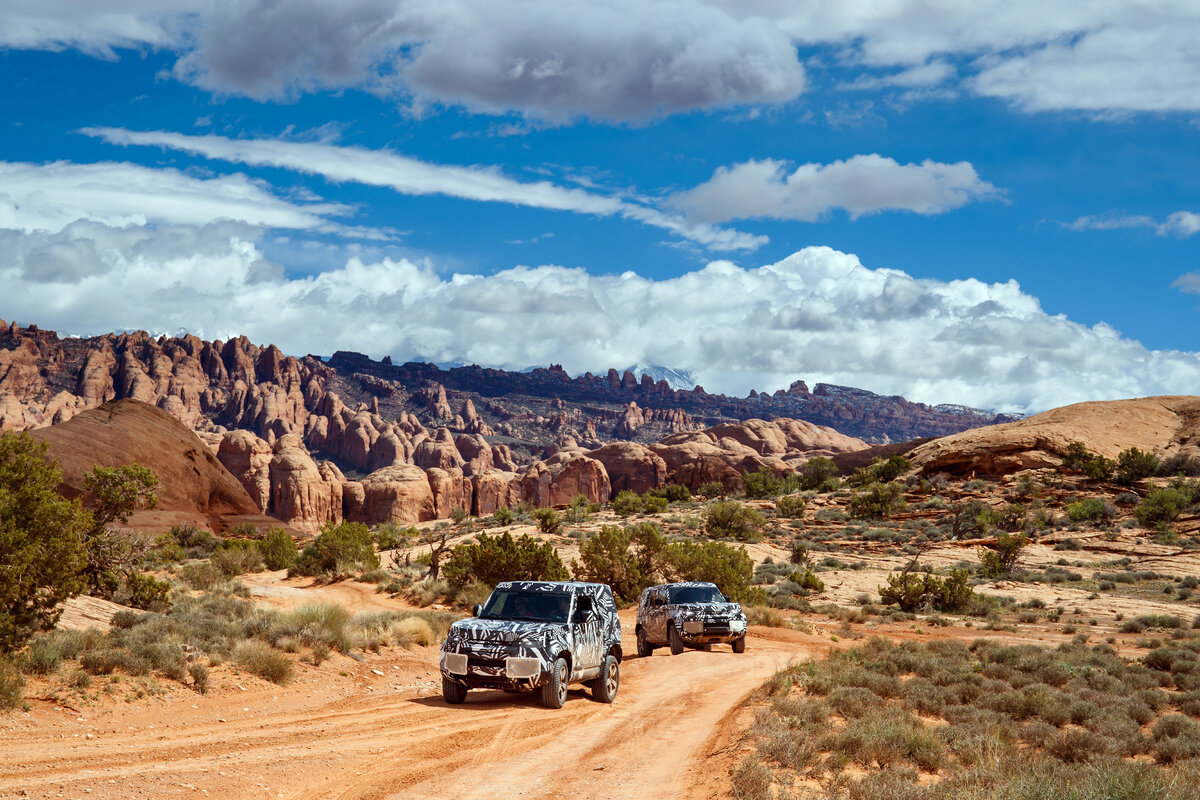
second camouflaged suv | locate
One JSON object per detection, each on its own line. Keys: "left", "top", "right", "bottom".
{"left": 439, "top": 580, "right": 622, "bottom": 708}
{"left": 635, "top": 581, "right": 748, "bottom": 656}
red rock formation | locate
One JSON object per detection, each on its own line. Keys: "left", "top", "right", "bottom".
{"left": 217, "top": 430, "right": 273, "bottom": 512}
{"left": 356, "top": 465, "right": 436, "bottom": 524}
{"left": 588, "top": 442, "right": 667, "bottom": 495}
{"left": 267, "top": 435, "right": 342, "bottom": 531}
{"left": 520, "top": 450, "right": 611, "bottom": 507}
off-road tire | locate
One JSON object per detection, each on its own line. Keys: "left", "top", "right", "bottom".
{"left": 732, "top": 635, "right": 747, "bottom": 653}
{"left": 668, "top": 623, "right": 684, "bottom": 656}
{"left": 442, "top": 677, "right": 468, "bottom": 704}
{"left": 636, "top": 627, "right": 654, "bottom": 657}
{"left": 590, "top": 654, "right": 619, "bottom": 703}
{"left": 541, "top": 657, "right": 569, "bottom": 709}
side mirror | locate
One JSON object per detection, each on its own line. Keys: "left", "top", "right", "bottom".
{"left": 472, "top": 604, "right": 483, "bottom": 617}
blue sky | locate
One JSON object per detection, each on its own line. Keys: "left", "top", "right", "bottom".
{"left": 2, "top": 1, "right": 1199, "bottom": 414}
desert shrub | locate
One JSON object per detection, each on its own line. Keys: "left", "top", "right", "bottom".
{"left": 789, "top": 570, "right": 824, "bottom": 594}
{"left": 612, "top": 490, "right": 642, "bottom": 517}
{"left": 1065, "top": 498, "right": 1115, "bottom": 523}
{"left": 493, "top": 507, "right": 514, "bottom": 526}
{"left": 531, "top": 507, "right": 562, "bottom": 535}
{"left": 257, "top": 528, "right": 299, "bottom": 570}
{"left": 571, "top": 523, "right": 664, "bottom": 603}
{"left": 189, "top": 662, "right": 209, "bottom": 694}
{"left": 646, "top": 483, "right": 691, "bottom": 503}
{"left": 849, "top": 482, "right": 906, "bottom": 519}
{"left": 742, "top": 467, "right": 798, "bottom": 499}
{"left": 798, "top": 457, "right": 839, "bottom": 491}
{"left": 290, "top": 521, "right": 380, "bottom": 577}
{"left": 168, "top": 525, "right": 218, "bottom": 558}
{"left": 849, "top": 455, "right": 911, "bottom": 487}
{"left": 978, "top": 533, "right": 1028, "bottom": 579}
{"left": 878, "top": 570, "right": 973, "bottom": 613}
{"left": 442, "top": 531, "right": 569, "bottom": 590}
{"left": 19, "top": 635, "right": 63, "bottom": 675}
{"left": 1117, "top": 447, "right": 1161, "bottom": 484}
{"left": 233, "top": 640, "right": 292, "bottom": 684}
{"left": 1161, "top": 453, "right": 1200, "bottom": 478}
{"left": 1082, "top": 456, "right": 1116, "bottom": 481}
{"left": 212, "top": 541, "right": 265, "bottom": 576}
{"left": 662, "top": 539, "right": 754, "bottom": 602}
{"left": 731, "top": 757, "right": 772, "bottom": 800}
{"left": 704, "top": 501, "right": 767, "bottom": 542}
{"left": 179, "top": 561, "right": 223, "bottom": 590}
{"left": 450, "top": 506, "right": 469, "bottom": 524}
{"left": 0, "top": 656, "right": 23, "bottom": 711}
{"left": 640, "top": 494, "right": 668, "bottom": 514}
{"left": 775, "top": 495, "right": 806, "bottom": 518}
{"left": 115, "top": 572, "right": 172, "bottom": 611}
{"left": 1135, "top": 488, "right": 1190, "bottom": 528}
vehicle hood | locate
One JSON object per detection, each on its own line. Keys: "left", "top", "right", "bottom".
{"left": 671, "top": 602, "right": 745, "bottom": 618}
{"left": 449, "top": 618, "right": 564, "bottom": 642}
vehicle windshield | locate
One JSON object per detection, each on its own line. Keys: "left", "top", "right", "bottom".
{"left": 479, "top": 590, "right": 572, "bottom": 623}
{"left": 668, "top": 585, "right": 724, "bottom": 604}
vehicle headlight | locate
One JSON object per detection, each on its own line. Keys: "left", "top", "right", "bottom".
{"left": 730, "top": 618, "right": 747, "bottom": 632}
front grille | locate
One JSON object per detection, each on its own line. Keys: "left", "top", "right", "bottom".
{"left": 467, "top": 655, "right": 507, "bottom": 671}
{"left": 705, "top": 624, "right": 732, "bottom": 634}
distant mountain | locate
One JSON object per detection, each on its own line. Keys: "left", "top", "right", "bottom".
{"left": 621, "top": 364, "right": 696, "bottom": 391}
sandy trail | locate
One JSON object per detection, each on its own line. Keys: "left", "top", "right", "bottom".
{"left": 0, "top": 611, "right": 814, "bottom": 800}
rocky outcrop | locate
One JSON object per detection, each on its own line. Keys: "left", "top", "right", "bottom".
{"left": 907, "top": 396, "right": 1200, "bottom": 477}
{"left": 588, "top": 442, "right": 668, "bottom": 495}
{"left": 30, "top": 399, "right": 260, "bottom": 531}
{"left": 520, "top": 450, "right": 611, "bottom": 507}
{"left": 354, "top": 465, "right": 436, "bottom": 524}
{"left": 268, "top": 435, "right": 342, "bottom": 532}
{"left": 217, "top": 430, "right": 273, "bottom": 511}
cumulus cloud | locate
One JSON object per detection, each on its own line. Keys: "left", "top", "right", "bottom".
{"left": 85, "top": 127, "right": 766, "bottom": 250}
{"left": 674, "top": 155, "right": 999, "bottom": 223}
{"left": 1066, "top": 210, "right": 1200, "bottom": 238}
{"left": 2, "top": 220, "right": 1197, "bottom": 415}
{"left": 1173, "top": 272, "right": 1200, "bottom": 296}
{"left": 0, "top": 160, "right": 355, "bottom": 236}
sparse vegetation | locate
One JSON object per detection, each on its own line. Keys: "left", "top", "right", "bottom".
{"left": 442, "top": 531, "right": 569, "bottom": 590}
{"left": 290, "top": 521, "right": 380, "bottom": 577}
{"left": 704, "top": 501, "right": 768, "bottom": 541}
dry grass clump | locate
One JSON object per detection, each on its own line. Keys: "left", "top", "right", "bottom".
{"left": 739, "top": 636, "right": 1200, "bottom": 798}
{"left": 233, "top": 641, "right": 293, "bottom": 685}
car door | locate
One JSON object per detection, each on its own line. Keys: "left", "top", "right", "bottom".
{"left": 646, "top": 588, "right": 669, "bottom": 643}
{"left": 570, "top": 592, "right": 603, "bottom": 676}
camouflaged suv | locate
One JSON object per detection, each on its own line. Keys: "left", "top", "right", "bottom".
{"left": 439, "top": 580, "right": 622, "bottom": 708}
{"left": 635, "top": 581, "right": 748, "bottom": 656}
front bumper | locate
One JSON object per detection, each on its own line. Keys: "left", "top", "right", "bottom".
{"left": 679, "top": 619, "right": 747, "bottom": 644}
{"left": 440, "top": 650, "right": 550, "bottom": 691}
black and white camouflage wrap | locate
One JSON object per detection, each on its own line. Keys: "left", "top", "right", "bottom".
{"left": 637, "top": 581, "right": 748, "bottom": 646}
{"left": 440, "top": 581, "right": 621, "bottom": 692}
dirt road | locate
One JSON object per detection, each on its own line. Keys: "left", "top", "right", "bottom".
{"left": 0, "top": 611, "right": 819, "bottom": 800}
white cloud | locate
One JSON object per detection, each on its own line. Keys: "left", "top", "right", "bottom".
{"left": 1173, "top": 272, "right": 1200, "bottom": 297}
{"left": 674, "top": 155, "right": 999, "bottom": 223}
{"left": 0, "top": 160, "right": 349, "bottom": 233}
{"left": 85, "top": 127, "right": 766, "bottom": 251}
{"left": 1066, "top": 210, "right": 1200, "bottom": 238}
{"left": 2, "top": 222, "right": 1197, "bottom": 415}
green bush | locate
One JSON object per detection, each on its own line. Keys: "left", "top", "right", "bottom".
{"left": 179, "top": 561, "right": 223, "bottom": 590}
{"left": 798, "top": 457, "right": 839, "bottom": 491}
{"left": 849, "top": 482, "right": 906, "bottom": 519}
{"left": 290, "top": 521, "right": 380, "bottom": 577}
{"left": 612, "top": 490, "right": 642, "bottom": 517}
{"left": 564, "top": 494, "right": 593, "bottom": 523}
{"left": 117, "top": 572, "right": 172, "bottom": 611}
{"left": 450, "top": 506, "right": 469, "bottom": 524}
{"left": 646, "top": 484, "right": 691, "bottom": 503}
{"left": 233, "top": 640, "right": 293, "bottom": 684}
{"left": 978, "top": 533, "right": 1028, "bottom": 579}
{"left": 532, "top": 507, "right": 562, "bottom": 535}
{"left": 1066, "top": 498, "right": 1115, "bottom": 523}
{"left": 493, "top": 507, "right": 514, "bottom": 526}
{"left": 259, "top": 528, "right": 299, "bottom": 570}
{"left": 0, "top": 656, "right": 23, "bottom": 711}
{"left": 640, "top": 494, "right": 668, "bottom": 514}
{"left": 775, "top": 495, "right": 806, "bottom": 518}
{"left": 1135, "top": 488, "right": 1190, "bottom": 528}
{"left": 848, "top": 455, "right": 911, "bottom": 487}
{"left": 879, "top": 569, "right": 973, "bottom": 613}
{"left": 211, "top": 541, "right": 265, "bottom": 576}
{"left": 1118, "top": 447, "right": 1161, "bottom": 484}
{"left": 168, "top": 525, "right": 218, "bottom": 558}
{"left": 442, "top": 531, "right": 568, "bottom": 590}
{"left": 1082, "top": 456, "right": 1116, "bottom": 481}
{"left": 788, "top": 570, "right": 824, "bottom": 594}
{"left": 0, "top": 432, "right": 91, "bottom": 652}
{"left": 742, "top": 467, "right": 799, "bottom": 499}
{"left": 572, "top": 523, "right": 666, "bottom": 603}
{"left": 662, "top": 540, "right": 753, "bottom": 602}
{"left": 705, "top": 501, "right": 767, "bottom": 541}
